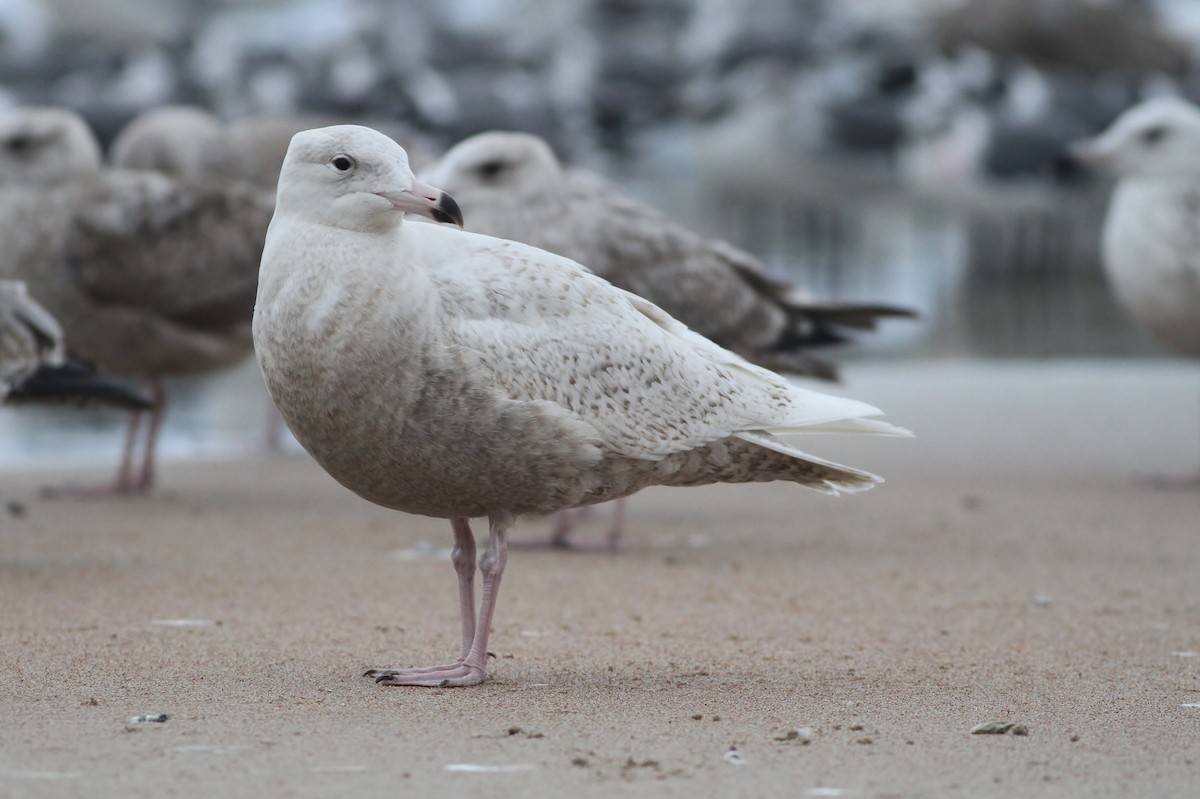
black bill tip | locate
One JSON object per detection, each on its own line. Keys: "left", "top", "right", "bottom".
{"left": 431, "top": 191, "right": 464, "bottom": 229}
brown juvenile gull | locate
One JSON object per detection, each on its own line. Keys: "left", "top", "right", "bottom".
{"left": 254, "top": 124, "right": 909, "bottom": 687}
{"left": 421, "top": 131, "right": 917, "bottom": 547}
{"left": 1, "top": 279, "right": 151, "bottom": 409}
{"left": 1069, "top": 98, "right": 1200, "bottom": 483}
{"left": 0, "top": 107, "right": 273, "bottom": 492}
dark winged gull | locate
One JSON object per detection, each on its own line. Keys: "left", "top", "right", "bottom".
{"left": 0, "top": 107, "right": 273, "bottom": 492}
{"left": 421, "top": 131, "right": 916, "bottom": 547}
{"left": 1, "top": 279, "right": 151, "bottom": 409}
{"left": 254, "top": 125, "right": 909, "bottom": 687}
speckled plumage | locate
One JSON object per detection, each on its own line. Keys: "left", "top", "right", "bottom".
{"left": 0, "top": 279, "right": 64, "bottom": 397}
{"left": 421, "top": 131, "right": 915, "bottom": 380}
{"left": 253, "top": 125, "right": 907, "bottom": 687}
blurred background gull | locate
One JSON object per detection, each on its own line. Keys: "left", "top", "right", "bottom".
{"left": 0, "top": 0, "right": 1197, "bottom": 470}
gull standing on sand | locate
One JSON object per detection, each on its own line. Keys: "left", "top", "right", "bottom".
{"left": 0, "top": 108, "right": 273, "bottom": 492}
{"left": 1, "top": 280, "right": 150, "bottom": 408}
{"left": 254, "top": 125, "right": 908, "bottom": 687}
{"left": 422, "top": 131, "right": 916, "bottom": 546}
{"left": 1070, "top": 98, "right": 1200, "bottom": 479}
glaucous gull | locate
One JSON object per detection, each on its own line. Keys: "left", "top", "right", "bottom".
{"left": 254, "top": 125, "right": 909, "bottom": 687}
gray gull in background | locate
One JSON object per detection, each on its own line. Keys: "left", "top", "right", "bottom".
{"left": 254, "top": 124, "right": 909, "bottom": 687}
{"left": 421, "top": 130, "right": 916, "bottom": 547}
{"left": 111, "top": 104, "right": 437, "bottom": 190}
{"left": 0, "top": 107, "right": 273, "bottom": 492}
{"left": 422, "top": 131, "right": 917, "bottom": 378}
{"left": 1069, "top": 97, "right": 1200, "bottom": 481}
{"left": 1070, "top": 98, "right": 1200, "bottom": 358}
{"left": 1, "top": 279, "right": 151, "bottom": 409}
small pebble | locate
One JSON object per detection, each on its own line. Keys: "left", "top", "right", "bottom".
{"left": 722, "top": 748, "right": 744, "bottom": 765}
{"left": 128, "top": 714, "right": 169, "bottom": 724}
{"left": 774, "top": 727, "right": 814, "bottom": 744}
{"left": 970, "top": 721, "right": 1015, "bottom": 735}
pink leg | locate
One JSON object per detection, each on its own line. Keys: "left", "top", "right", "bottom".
{"left": 365, "top": 514, "right": 509, "bottom": 687}
{"left": 112, "top": 411, "right": 145, "bottom": 492}
{"left": 450, "top": 518, "right": 477, "bottom": 660}
{"left": 603, "top": 496, "right": 628, "bottom": 550}
{"left": 133, "top": 379, "right": 167, "bottom": 492}
{"left": 53, "top": 380, "right": 160, "bottom": 497}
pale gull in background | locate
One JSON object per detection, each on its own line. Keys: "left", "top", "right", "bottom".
{"left": 1070, "top": 96, "right": 1200, "bottom": 481}
{"left": 421, "top": 130, "right": 917, "bottom": 547}
{"left": 0, "top": 107, "right": 273, "bottom": 492}
{"left": 111, "top": 104, "right": 438, "bottom": 190}
{"left": 253, "top": 124, "right": 908, "bottom": 687}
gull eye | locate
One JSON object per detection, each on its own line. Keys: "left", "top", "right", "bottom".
{"left": 1140, "top": 125, "right": 1168, "bottom": 146}
{"left": 476, "top": 159, "right": 507, "bottom": 180}
{"left": 331, "top": 154, "right": 355, "bottom": 172}
{"left": 4, "top": 135, "right": 32, "bottom": 153}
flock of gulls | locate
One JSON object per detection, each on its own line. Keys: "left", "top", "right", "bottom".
{"left": 3, "top": 85, "right": 1200, "bottom": 685}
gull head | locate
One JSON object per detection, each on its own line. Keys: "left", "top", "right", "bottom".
{"left": 0, "top": 108, "right": 102, "bottom": 186}
{"left": 1068, "top": 97, "right": 1200, "bottom": 180}
{"left": 420, "top": 131, "right": 564, "bottom": 206}
{"left": 110, "top": 104, "right": 224, "bottom": 176}
{"left": 277, "top": 124, "right": 463, "bottom": 232}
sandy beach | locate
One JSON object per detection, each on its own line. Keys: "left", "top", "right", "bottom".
{"left": 1, "top": 360, "right": 1198, "bottom": 798}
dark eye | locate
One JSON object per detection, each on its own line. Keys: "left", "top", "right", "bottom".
{"left": 4, "top": 135, "right": 32, "bottom": 153}
{"left": 1140, "top": 125, "right": 1168, "bottom": 146}
{"left": 476, "top": 160, "right": 507, "bottom": 180}
{"left": 331, "top": 154, "right": 354, "bottom": 172}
